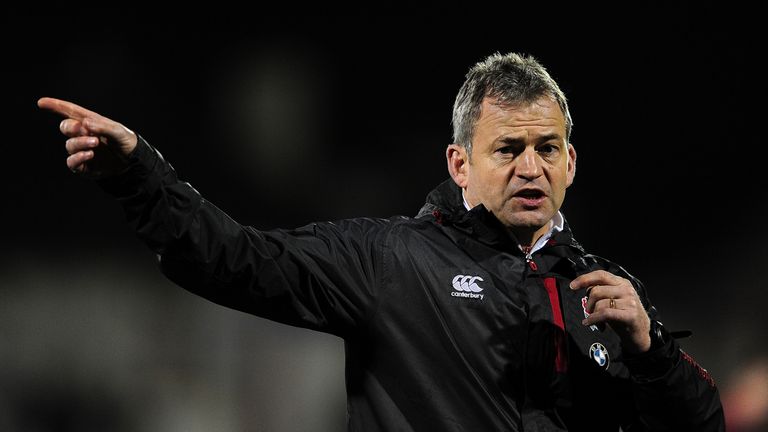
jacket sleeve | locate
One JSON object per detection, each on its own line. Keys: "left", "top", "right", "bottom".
{"left": 96, "top": 136, "right": 387, "bottom": 336}
{"left": 615, "top": 269, "right": 725, "bottom": 431}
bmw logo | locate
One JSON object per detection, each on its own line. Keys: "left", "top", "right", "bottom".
{"left": 589, "top": 342, "right": 610, "bottom": 369}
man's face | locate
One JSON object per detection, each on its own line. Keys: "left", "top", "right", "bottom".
{"left": 460, "top": 96, "right": 576, "bottom": 238}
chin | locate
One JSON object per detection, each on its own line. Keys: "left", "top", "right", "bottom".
{"left": 500, "top": 218, "right": 546, "bottom": 231}
{"left": 500, "top": 211, "right": 551, "bottom": 231}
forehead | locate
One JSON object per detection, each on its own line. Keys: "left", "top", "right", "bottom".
{"left": 475, "top": 96, "right": 566, "bottom": 140}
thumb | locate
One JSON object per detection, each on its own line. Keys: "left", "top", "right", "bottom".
{"left": 82, "top": 116, "right": 137, "bottom": 154}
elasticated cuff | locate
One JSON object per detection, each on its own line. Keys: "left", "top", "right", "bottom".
{"left": 96, "top": 135, "right": 166, "bottom": 197}
{"left": 624, "top": 336, "right": 681, "bottom": 382}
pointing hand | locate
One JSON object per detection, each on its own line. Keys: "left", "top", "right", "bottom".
{"left": 38, "top": 97, "right": 138, "bottom": 178}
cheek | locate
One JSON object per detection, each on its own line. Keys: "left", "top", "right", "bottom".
{"left": 469, "top": 168, "right": 506, "bottom": 204}
{"left": 545, "top": 169, "right": 569, "bottom": 196}
{"left": 483, "top": 170, "right": 510, "bottom": 193}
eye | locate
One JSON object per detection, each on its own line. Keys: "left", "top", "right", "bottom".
{"left": 538, "top": 144, "right": 560, "bottom": 155}
{"left": 495, "top": 141, "right": 523, "bottom": 155}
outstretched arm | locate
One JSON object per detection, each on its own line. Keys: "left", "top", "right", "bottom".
{"left": 38, "top": 97, "right": 386, "bottom": 336}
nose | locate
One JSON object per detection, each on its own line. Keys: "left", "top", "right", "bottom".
{"left": 515, "top": 148, "right": 543, "bottom": 180}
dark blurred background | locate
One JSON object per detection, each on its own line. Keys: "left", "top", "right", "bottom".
{"left": 3, "top": 7, "right": 767, "bottom": 431}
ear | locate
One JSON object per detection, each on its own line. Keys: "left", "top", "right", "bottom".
{"left": 446, "top": 144, "right": 470, "bottom": 188}
{"left": 566, "top": 143, "right": 577, "bottom": 187}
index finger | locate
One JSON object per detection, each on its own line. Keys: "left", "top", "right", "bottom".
{"left": 569, "top": 270, "right": 623, "bottom": 290}
{"left": 37, "top": 97, "right": 101, "bottom": 121}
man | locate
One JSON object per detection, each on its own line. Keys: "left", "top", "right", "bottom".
{"left": 39, "top": 52, "right": 724, "bottom": 431}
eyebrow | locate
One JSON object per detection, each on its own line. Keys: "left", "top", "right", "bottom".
{"left": 496, "top": 133, "right": 563, "bottom": 145}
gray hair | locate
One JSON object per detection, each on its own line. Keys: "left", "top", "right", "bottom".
{"left": 452, "top": 52, "right": 573, "bottom": 157}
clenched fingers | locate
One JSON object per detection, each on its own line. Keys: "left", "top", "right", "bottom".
{"left": 584, "top": 296, "right": 642, "bottom": 324}
{"left": 59, "top": 118, "right": 88, "bottom": 137}
{"left": 60, "top": 115, "right": 132, "bottom": 146}
{"left": 67, "top": 150, "right": 94, "bottom": 172}
{"left": 583, "top": 284, "right": 638, "bottom": 315}
{"left": 65, "top": 136, "right": 100, "bottom": 155}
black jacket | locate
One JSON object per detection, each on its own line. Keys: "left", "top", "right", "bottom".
{"left": 98, "top": 136, "right": 724, "bottom": 431}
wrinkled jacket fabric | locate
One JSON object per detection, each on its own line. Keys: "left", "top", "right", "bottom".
{"left": 97, "top": 136, "right": 724, "bottom": 431}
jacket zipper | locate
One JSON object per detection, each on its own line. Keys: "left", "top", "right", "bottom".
{"left": 521, "top": 245, "right": 538, "bottom": 271}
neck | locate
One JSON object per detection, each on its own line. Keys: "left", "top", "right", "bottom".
{"left": 510, "top": 223, "right": 552, "bottom": 248}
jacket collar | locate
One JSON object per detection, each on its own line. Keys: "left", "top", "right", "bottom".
{"left": 416, "top": 178, "right": 585, "bottom": 254}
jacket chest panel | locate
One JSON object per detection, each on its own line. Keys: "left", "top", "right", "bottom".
{"left": 378, "top": 228, "right": 626, "bottom": 382}
{"left": 375, "top": 233, "right": 542, "bottom": 384}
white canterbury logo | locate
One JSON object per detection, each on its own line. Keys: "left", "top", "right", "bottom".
{"left": 451, "top": 275, "right": 485, "bottom": 300}
{"left": 452, "top": 275, "right": 484, "bottom": 292}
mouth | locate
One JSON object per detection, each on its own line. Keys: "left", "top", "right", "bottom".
{"left": 512, "top": 188, "right": 547, "bottom": 208}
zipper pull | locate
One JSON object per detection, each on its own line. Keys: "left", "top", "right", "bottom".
{"left": 522, "top": 245, "right": 538, "bottom": 271}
